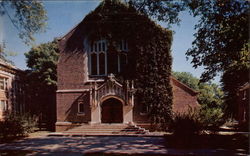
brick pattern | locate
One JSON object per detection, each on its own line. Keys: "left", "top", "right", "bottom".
{"left": 56, "top": 92, "right": 91, "bottom": 123}
{"left": 172, "top": 78, "right": 199, "bottom": 113}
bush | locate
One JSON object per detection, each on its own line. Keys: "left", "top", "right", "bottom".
{"left": 0, "top": 112, "right": 37, "bottom": 139}
{"left": 170, "top": 108, "right": 202, "bottom": 136}
{"left": 169, "top": 106, "right": 225, "bottom": 136}
{"left": 199, "top": 106, "right": 225, "bottom": 131}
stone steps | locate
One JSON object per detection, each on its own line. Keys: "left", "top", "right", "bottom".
{"left": 61, "top": 124, "right": 149, "bottom": 136}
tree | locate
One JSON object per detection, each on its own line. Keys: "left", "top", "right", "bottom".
{"left": 127, "top": 0, "right": 185, "bottom": 27}
{"left": 0, "top": 0, "right": 47, "bottom": 44}
{"left": 24, "top": 40, "right": 59, "bottom": 130}
{"left": 128, "top": 0, "right": 248, "bottom": 81}
{"left": 185, "top": 0, "right": 249, "bottom": 82}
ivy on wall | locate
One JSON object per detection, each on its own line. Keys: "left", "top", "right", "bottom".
{"left": 66, "top": 0, "right": 173, "bottom": 128}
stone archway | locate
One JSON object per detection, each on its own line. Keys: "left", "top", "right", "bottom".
{"left": 101, "top": 98, "right": 123, "bottom": 123}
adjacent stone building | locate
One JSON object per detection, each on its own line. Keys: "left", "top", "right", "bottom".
{"left": 55, "top": 2, "right": 199, "bottom": 131}
{"left": 0, "top": 58, "right": 25, "bottom": 120}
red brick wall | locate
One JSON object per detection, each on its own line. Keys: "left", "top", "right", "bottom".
{"left": 172, "top": 78, "right": 199, "bottom": 113}
{"left": 56, "top": 91, "right": 91, "bottom": 123}
{"left": 57, "top": 52, "right": 88, "bottom": 90}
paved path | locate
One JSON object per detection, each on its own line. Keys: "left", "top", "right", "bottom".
{"left": 0, "top": 135, "right": 248, "bottom": 155}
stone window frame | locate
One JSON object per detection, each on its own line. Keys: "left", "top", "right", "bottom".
{"left": 77, "top": 100, "right": 85, "bottom": 115}
{"left": 88, "top": 39, "right": 128, "bottom": 76}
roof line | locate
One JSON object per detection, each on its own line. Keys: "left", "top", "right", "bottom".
{"left": 171, "top": 76, "right": 199, "bottom": 95}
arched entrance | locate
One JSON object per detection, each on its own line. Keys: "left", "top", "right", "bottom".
{"left": 101, "top": 98, "right": 123, "bottom": 123}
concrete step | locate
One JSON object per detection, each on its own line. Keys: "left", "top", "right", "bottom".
{"left": 62, "top": 124, "right": 149, "bottom": 135}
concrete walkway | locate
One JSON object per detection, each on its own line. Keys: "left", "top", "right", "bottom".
{"left": 0, "top": 134, "right": 248, "bottom": 156}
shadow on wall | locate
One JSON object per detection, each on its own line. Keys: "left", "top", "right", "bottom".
{"left": 65, "top": 91, "right": 91, "bottom": 123}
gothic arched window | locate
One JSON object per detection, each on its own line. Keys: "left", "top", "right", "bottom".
{"left": 88, "top": 40, "right": 128, "bottom": 76}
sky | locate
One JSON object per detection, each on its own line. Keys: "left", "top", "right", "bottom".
{"left": 1, "top": 0, "right": 220, "bottom": 83}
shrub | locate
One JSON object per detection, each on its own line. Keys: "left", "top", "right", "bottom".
{"left": 170, "top": 108, "right": 202, "bottom": 136}
{"left": 0, "top": 112, "right": 37, "bottom": 139}
{"left": 199, "top": 106, "right": 225, "bottom": 131}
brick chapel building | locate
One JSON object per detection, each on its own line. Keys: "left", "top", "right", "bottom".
{"left": 56, "top": 1, "right": 199, "bottom": 131}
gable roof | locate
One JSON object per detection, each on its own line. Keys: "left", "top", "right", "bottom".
{"left": 171, "top": 76, "right": 199, "bottom": 96}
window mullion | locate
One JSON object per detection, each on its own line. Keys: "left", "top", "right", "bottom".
{"left": 97, "top": 41, "right": 100, "bottom": 75}
{"left": 105, "top": 42, "right": 107, "bottom": 75}
{"left": 118, "top": 53, "right": 120, "bottom": 73}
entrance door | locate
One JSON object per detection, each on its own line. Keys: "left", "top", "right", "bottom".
{"left": 101, "top": 98, "right": 123, "bottom": 123}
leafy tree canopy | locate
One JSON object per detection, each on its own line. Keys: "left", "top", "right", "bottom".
{"left": 25, "top": 40, "right": 58, "bottom": 87}
{"left": 185, "top": 0, "right": 249, "bottom": 82}
{"left": 0, "top": 0, "right": 47, "bottom": 45}
{"left": 127, "top": 0, "right": 185, "bottom": 27}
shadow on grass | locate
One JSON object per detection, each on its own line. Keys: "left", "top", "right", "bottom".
{"left": 0, "top": 150, "right": 33, "bottom": 156}
{"left": 0, "top": 136, "right": 26, "bottom": 144}
{"left": 165, "top": 133, "right": 249, "bottom": 150}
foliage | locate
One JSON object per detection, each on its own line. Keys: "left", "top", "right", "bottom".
{"left": 0, "top": 112, "right": 37, "bottom": 138}
{"left": 185, "top": 0, "right": 249, "bottom": 82}
{"left": 199, "top": 105, "right": 224, "bottom": 130}
{"left": 0, "top": 0, "right": 47, "bottom": 45}
{"left": 80, "top": 0, "right": 173, "bottom": 127}
{"left": 170, "top": 108, "right": 202, "bottom": 136}
{"left": 221, "top": 43, "right": 250, "bottom": 118}
{"left": 24, "top": 40, "right": 59, "bottom": 130}
{"left": 25, "top": 40, "right": 58, "bottom": 86}
{"left": 172, "top": 71, "right": 199, "bottom": 90}
{"left": 127, "top": 0, "right": 185, "bottom": 27}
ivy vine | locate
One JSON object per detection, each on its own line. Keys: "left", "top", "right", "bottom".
{"left": 66, "top": 0, "right": 173, "bottom": 128}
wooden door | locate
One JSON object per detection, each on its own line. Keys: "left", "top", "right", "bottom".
{"left": 101, "top": 98, "right": 123, "bottom": 123}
